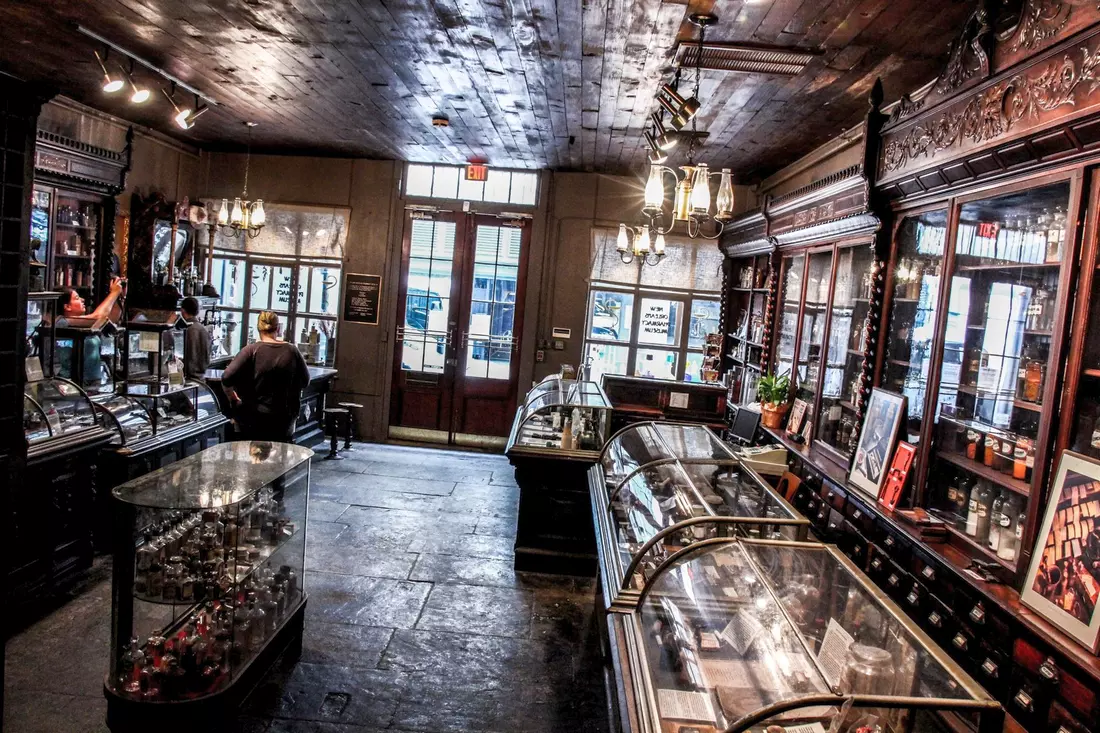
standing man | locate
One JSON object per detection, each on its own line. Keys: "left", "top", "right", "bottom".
{"left": 179, "top": 297, "right": 212, "bottom": 382}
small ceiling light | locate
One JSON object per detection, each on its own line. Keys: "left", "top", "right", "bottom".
{"left": 650, "top": 112, "right": 677, "bottom": 151}
{"left": 95, "top": 50, "right": 123, "bottom": 93}
{"left": 125, "top": 64, "right": 150, "bottom": 104}
{"left": 659, "top": 84, "right": 700, "bottom": 128}
{"left": 432, "top": 114, "right": 450, "bottom": 127}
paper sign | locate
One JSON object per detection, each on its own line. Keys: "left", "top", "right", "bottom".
{"left": 639, "top": 300, "right": 672, "bottom": 344}
{"left": 816, "top": 618, "right": 855, "bottom": 687}
{"left": 656, "top": 689, "right": 717, "bottom": 723}
{"left": 25, "top": 356, "right": 43, "bottom": 382}
{"left": 720, "top": 609, "right": 764, "bottom": 656}
{"left": 138, "top": 331, "right": 161, "bottom": 352}
{"left": 669, "top": 391, "right": 689, "bottom": 409}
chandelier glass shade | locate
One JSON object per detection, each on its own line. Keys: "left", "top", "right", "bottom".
{"left": 615, "top": 223, "right": 665, "bottom": 266}
{"left": 642, "top": 164, "right": 736, "bottom": 239}
{"left": 217, "top": 123, "right": 266, "bottom": 239}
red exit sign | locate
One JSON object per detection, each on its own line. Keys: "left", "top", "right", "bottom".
{"left": 977, "top": 221, "right": 999, "bottom": 239}
{"left": 465, "top": 163, "right": 488, "bottom": 181}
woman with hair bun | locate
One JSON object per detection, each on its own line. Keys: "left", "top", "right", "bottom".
{"left": 221, "top": 310, "right": 310, "bottom": 441}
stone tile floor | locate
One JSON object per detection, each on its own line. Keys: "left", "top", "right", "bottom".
{"left": 4, "top": 443, "right": 609, "bottom": 733}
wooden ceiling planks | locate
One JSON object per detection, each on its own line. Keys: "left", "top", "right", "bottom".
{"left": 0, "top": 0, "right": 971, "bottom": 179}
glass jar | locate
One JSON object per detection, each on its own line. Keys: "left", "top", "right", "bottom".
{"left": 842, "top": 644, "right": 896, "bottom": 695}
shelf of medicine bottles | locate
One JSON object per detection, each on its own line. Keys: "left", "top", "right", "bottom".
{"left": 55, "top": 222, "right": 97, "bottom": 231}
{"left": 955, "top": 261, "right": 1061, "bottom": 272}
{"left": 134, "top": 526, "right": 297, "bottom": 606}
{"left": 942, "top": 523, "right": 1016, "bottom": 572}
{"left": 936, "top": 449, "right": 1031, "bottom": 497}
{"left": 746, "top": 362, "right": 761, "bottom": 371}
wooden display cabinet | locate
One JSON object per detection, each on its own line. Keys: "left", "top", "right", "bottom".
{"left": 880, "top": 175, "right": 1079, "bottom": 580}
{"left": 723, "top": 252, "right": 770, "bottom": 404}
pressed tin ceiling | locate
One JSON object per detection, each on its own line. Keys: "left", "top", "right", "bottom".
{"left": 0, "top": 0, "right": 973, "bottom": 180}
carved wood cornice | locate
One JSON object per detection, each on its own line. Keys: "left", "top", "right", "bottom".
{"left": 719, "top": 208, "right": 771, "bottom": 257}
{"left": 33, "top": 128, "right": 129, "bottom": 195}
{"left": 771, "top": 212, "right": 881, "bottom": 248}
{"left": 878, "top": 22, "right": 1100, "bottom": 188}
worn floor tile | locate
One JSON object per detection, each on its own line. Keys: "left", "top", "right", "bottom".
{"left": 415, "top": 584, "right": 533, "bottom": 638}
{"left": 244, "top": 662, "right": 404, "bottom": 727}
{"left": 356, "top": 460, "right": 494, "bottom": 485}
{"left": 308, "top": 500, "right": 350, "bottom": 523}
{"left": 301, "top": 623, "right": 394, "bottom": 668}
{"left": 337, "top": 486, "right": 448, "bottom": 512}
{"left": 2, "top": 690, "right": 110, "bottom": 733}
{"left": 405, "top": 532, "right": 515, "bottom": 560}
{"left": 306, "top": 541, "right": 419, "bottom": 578}
{"left": 473, "top": 514, "right": 517, "bottom": 537}
{"left": 306, "top": 572, "right": 431, "bottom": 628}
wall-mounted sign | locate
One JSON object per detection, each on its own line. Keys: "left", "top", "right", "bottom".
{"left": 465, "top": 164, "right": 488, "bottom": 181}
{"left": 343, "top": 273, "right": 382, "bottom": 326}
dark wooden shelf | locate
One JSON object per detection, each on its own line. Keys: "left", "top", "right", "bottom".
{"left": 744, "top": 340, "right": 764, "bottom": 349}
{"left": 752, "top": 287, "right": 769, "bottom": 293}
{"left": 935, "top": 449, "right": 1031, "bottom": 498}
{"left": 53, "top": 253, "right": 91, "bottom": 259}
{"left": 892, "top": 297, "right": 920, "bottom": 303}
{"left": 839, "top": 400, "right": 858, "bottom": 413}
{"left": 54, "top": 222, "right": 96, "bottom": 232}
{"left": 1023, "top": 329, "right": 1053, "bottom": 336}
{"left": 941, "top": 523, "right": 1018, "bottom": 572}
{"left": 888, "top": 358, "right": 912, "bottom": 367}
{"left": 746, "top": 362, "right": 762, "bottom": 372}
{"left": 847, "top": 348, "right": 864, "bottom": 357}
{"left": 955, "top": 261, "right": 1060, "bottom": 272}
{"left": 730, "top": 287, "right": 753, "bottom": 293}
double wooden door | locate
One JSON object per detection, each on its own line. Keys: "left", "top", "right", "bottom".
{"left": 390, "top": 211, "right": 530, "bottom": 444}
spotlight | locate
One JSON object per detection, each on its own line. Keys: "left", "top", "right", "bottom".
{"left": 125, "top": 65, "right": 149, "bottom": 103}
{"left": 659, "top": 84, "right": 700, "bottom": 127}
{"left": 650, "top": 112, "right": 677, "bottom": 151}
{"left": 162, "top": 90, "right": 209, "bottom": 129}
{"left": 95, "top": 50, "right": 123, "bottom": 93}
{"left": 645, "top": 132, "right": 668, "bottom": 165}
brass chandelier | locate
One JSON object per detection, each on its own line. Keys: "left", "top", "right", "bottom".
{"left": 217, "top": 122, "right": 266, "bottom": 239}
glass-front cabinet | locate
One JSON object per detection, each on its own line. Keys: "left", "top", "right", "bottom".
{"left": 31, "top": 184, "right": 105, "bottom": 299}
{"left": 505, "top": 378, "right": 613, "bottom": 458}
{"left": 884, "top": 210, "right": 948, "bottom": 445}
{"left": 725, "top": 253, "right": 771, "bottom": 404}
{"left": 123, "top": 318, "right": 185, "bottom": 388}
{"left": 929, "top": 182, "right": 1070, "bottom": 572}
{"left": 884, "top": 180, "right": 1074, "bottom": 576}
{"left": 608, "top": 538, "right": 1003, "bottom": 733}
{"left": 590, "top": 422, "right": 809, "bottom": 611}
{"left": 775, "top": 253, "right": 804, "bottom": 379}
{"left": 105, "top": 442, "right": 311, "bottom": 717}
{"left": 52, "top": 323, "right": 121, "bottom": 396}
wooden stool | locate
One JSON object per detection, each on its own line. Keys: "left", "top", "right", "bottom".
{"left": 338, "top": 402, "right": 364, "bottom": 451}
{"left": 322, "top": 407, "right": 348, "bottom": 460}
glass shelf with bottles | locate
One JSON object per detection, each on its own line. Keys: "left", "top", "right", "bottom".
{"left": 922, "top": 181, "right": 1071, "bottom": 571}
{"left": 106, "top": 442, "right": 312, "bottom": 706}
{"left": 774, "top": 254, "right": 804, "bottom": 380}
{"left": 816, "top": 245, "right": 876, "bottom": 457}
{"left": 793, "top": 250, "right": 832, "bottom": 409}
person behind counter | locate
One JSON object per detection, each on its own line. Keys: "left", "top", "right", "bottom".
{"left": 39, "top": 278, "right": 125, "bottom": 380}
{"left": 179, "top": 297, "right": 212, "bottom": 382}
{"left": 57, "top": 277, "right": 125, "bottom": 326}
{"left": 221, "top": 310, "right": 310, "bottom": 441}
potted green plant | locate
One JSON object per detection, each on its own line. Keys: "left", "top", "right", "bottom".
{"left": 757, "top": 372, "right": 791, "bottom": 429}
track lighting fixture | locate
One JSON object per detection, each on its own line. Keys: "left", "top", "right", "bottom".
{"left": 643, "top": 131, "right": 668, "bottom": 165}
{"left": 658, "top": 84, "right": 700, "bottom": 128}
{"left": 95, "top": 50, "right": 124, "bottom": 93}
{"left": 162, "top": 89, "right": 208, "bottom": 129}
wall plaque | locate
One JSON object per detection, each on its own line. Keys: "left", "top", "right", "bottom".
{"left": 343, "top": 272, "right": 382, "bottom": 326}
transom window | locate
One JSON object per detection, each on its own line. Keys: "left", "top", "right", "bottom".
{"left": 404, "top": 163, "right": 539, "bottom": 206}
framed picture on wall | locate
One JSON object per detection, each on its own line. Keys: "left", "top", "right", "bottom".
{"left": 848, "top": 388, "right": 907, "bottom": 498}
{"left": 1021, "top": 451, "right": 1100, "bottom": 653}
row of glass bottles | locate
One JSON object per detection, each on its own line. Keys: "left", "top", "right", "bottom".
{"left": 956, "top": 207, "right": 1066, "bottom": 264}
{"left": 116, "top": 563, "right": 299, "bottom": 699}
{"left": 134, "top": 489, "right": 291, "bottom": 602}
{"left": 942, "top": 475, "right": 1025, "bottom": 562}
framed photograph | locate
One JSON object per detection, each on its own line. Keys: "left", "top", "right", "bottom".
{"left": 849, "top": 388, "right": 907, "bottom": 497}
{"left": 786, "top": 398, "right": 809, "bottom": 436}
{"left": 1021, "top": 451, "right": 1100, "bottom": 653}
{"left": 879, "top": 441, "right": 916, "bottom": 511}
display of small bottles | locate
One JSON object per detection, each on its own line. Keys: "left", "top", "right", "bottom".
{"left": 132, "top": 489, "right": 294, "bottom": 603}
{"left": 115, "top": 561, "right": 299, "bottom": 700}
{"left": 954, "top": 423, "right": 1035, "bottom": 482}
{"left": 1016, "top": 343, "right": 1048, "bottom": 403}
{"left": 56, "top": 203, "right": 97, "bottom": 228}
{"left": 738, "top": 267, "right": 754, "bottom": 289}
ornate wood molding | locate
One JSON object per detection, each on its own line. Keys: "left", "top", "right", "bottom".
{"left": 879, "top": 24, "right": 1100, "bottom": 186}
{"left": 719, "top": 208, "right": 771, "bottom": 257}
{"left": 33, "top": 129, "right": 130, "bottom": 195}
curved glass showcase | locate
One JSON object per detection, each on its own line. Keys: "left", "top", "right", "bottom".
{"left": 106, "top": 442, "right": 312, "bottom": 709}
{"left": 96, "top": 395, "right": 154, "bottom": 445}
{"left": 591, "top": 423, "right": 809, "bottom": 611}
{"left": 611, "top": 538, "right": 1002, "bottom": 733}
{"left": 506, "top": 379, "right": 612, "bottom": 457}
{"left": 23, "top": 377, "right": 104, "bottom": 453}
{"left": 52, "top": 323, "right": 121, "bottom": 396}
{"left": 102, "top": 382, "right": 226, "bottom": 444}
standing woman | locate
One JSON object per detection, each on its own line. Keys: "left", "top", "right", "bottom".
{"left": 221, "top": 311, "right": 310, "bottom": 441}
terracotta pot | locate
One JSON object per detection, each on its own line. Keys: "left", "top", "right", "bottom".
{"left": 760, "top": 402, "right": 788, "bottom": 429}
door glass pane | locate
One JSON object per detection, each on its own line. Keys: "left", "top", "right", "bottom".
{"left": 775, "top": 255, "right": 805, "bottom": 378}
{"left": 590, "top": 291, "right": 633, "bottom": 342}
{"left": 886, "top": 210, "right": 948, "bottom": 444}
{"left": 687, "top": 299, "right": 720, "bottom": 349}
{"left": 795, "top": 251, "right": 833, "bottom": 404}
{"left": 403, "top": 219, "right": 456, "bottom": 373}
{"left": 637, "top": 298, "right": 681, "bottom": 347}
{"left": 587, "top": 343, "right": 629, "bottom": 382}
{"left": 816, "top": 246, "right": 876, "bottom": 455}
{"left": 634, "top": 348, "right": 678, "bottom": 380}
{"left": 465, "top": 225, "right": 522, "bottom": 380}
{"left": 926, "top": 182, "right": 1069, "bottom": 559}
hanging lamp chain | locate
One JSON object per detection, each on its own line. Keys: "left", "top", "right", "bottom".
{"left": 688, "top": 20, "right": 706, "bottom": 165}
{"left": 243, "top": 124, "right": 251, "bottom": 199}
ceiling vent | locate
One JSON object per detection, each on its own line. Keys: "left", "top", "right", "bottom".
{"left": 673, "top": 42, "right": 818, "bottom": 76}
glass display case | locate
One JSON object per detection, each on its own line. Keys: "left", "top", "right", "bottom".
{"left": 123, "top": 310, "right": 185, "bottom": 388}
{"left": 725, "top": 253, "right": 771, "bottom": 404}
{"left": 25, "top": 291, "right": 59, "bottom": 376}
{"left": 105, "top": 441, "right": 312, "bottom": 723}
{"left": 775, "top": 253, "right": 804, "bottom": 379}
{"left": 917, "top": 181, "right": 1072, "bottom": 575}
{"left": 506, "top": 378, "right": 612, "bottom": 458}
{"left": 31, "top": 184, "right": 105, "bottom": 299}
{"left": 607, "top": 537, "right": 1003, "bottom": 733}
{"left": 816, "top": 246, "right": 876, "bottom": 458}
{"left": 884, "top": 210, "right": 949, "bottom": 445}
{"left": 52, "top": 321, "right": 121, "bottom": 396}
{"left": 591, "top": 422, "right": 809, "bottom": 611}
{"left": 23, "top": 376, "right": 105, "bottom": 455}
{"left": 110, "top": 382, "right": 223, "bottom": 441}
{"left": 794, "top": 250, "right": 833, "bottom": 410}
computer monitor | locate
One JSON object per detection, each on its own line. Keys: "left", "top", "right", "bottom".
{"left": 729, "top": 405, "right": 761, "bottom": 445}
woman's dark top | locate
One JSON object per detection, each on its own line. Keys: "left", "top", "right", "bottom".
{"left": 222, "top": 341, "right": 310, "bottom": 426}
